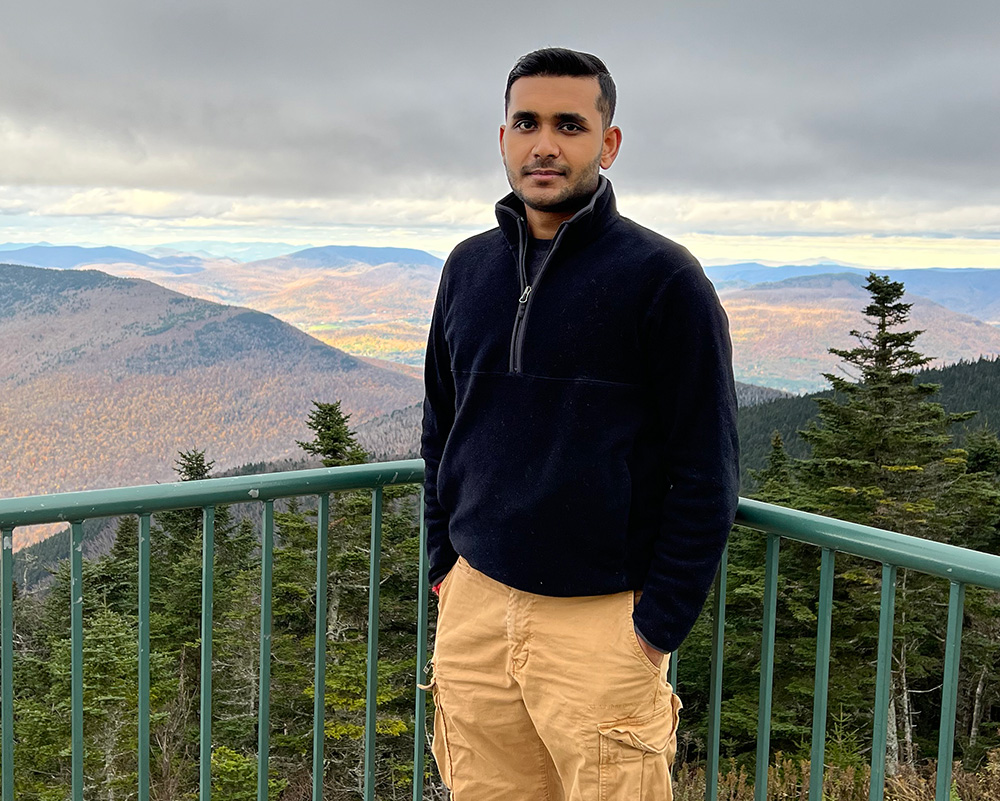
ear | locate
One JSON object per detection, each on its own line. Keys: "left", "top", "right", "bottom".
{"left": 499, "top": 124, "right": 506, "bottom": 159}
{"left": 600, "top": 126, "right": 622, "bottom": 170}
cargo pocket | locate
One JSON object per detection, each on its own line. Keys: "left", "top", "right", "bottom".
{"left": 422, "top": 674, "right": 454, "bottom": 788}
{"left": 597, "top": 698, "right": 681, "bottom": 801}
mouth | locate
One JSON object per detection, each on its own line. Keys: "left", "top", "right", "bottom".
{"left": 526, "top": 170, "right": 565, "bottom": 178}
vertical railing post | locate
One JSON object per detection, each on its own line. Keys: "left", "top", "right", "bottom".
{"left": 412, "top": 489, "right": 430, "bottom": 801}
{"left": 200, "top": 507, "right": 216, "bottom": 801}
{"left": 869, "top": 563, "right": 897, "bottom": 801}
{"left": 1, "top": 526, "right": 14, "bottom": 801}
{"left": 257, "top": 501, "right": 274, "bottom": 801}
{"left": 70, "top": 521, "right": 85, "bottom": 801}
{"left": 364, "top": 488, "right": 383, "bottom": 801}
{"left": 138, "top": 514, "right": 152, "bottom": 801}
{"left": 313, "top": 493, "right": 330, "bottom": 801}
{"left": 754, "top": 534, "right": 780, "bottom": 801}
{"left": 705, "top": 543, "right": 728, "bottom": 801}
{"left": 934, "top": 581, "right": 966, "bottom": 801}
{"left": 808, "top": 548, "right": 836, "bottom": 801}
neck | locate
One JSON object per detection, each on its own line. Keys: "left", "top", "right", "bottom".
{"left": 519, "top": 177, "right": 604, "bottom": 238}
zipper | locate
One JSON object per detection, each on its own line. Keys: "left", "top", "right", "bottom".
{"left": 507, "top": 214, "right": 529, "bottom": 372}
{"left": 508, "top": 287, "right": 531, "bottom": 371}
{"left": 510, "top": 223, "right": 569, "bottom": 372}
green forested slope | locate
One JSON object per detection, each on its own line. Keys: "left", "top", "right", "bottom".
{"left": 738, "top": 356, "right": 1000, "bottom": 488}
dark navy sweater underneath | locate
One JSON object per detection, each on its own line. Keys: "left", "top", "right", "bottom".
{"left": 421, "top": 178, "right": 740, "bottom": 654}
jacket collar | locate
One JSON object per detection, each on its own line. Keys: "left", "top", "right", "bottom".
{"left": 494, "top": 176, "right": 618, "bottom": 257}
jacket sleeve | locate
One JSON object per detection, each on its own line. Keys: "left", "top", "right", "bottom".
{"left": 631, "top": 259, "right": 740, "bottom": 654}
{"left": 421, "top": 264, "right": 459, "bottom": 586}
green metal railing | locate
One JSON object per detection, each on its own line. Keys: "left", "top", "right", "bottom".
{"left": 734, "top": 499, "right": 1000, "bottom": 801}
{"left": 1, "top": 461, "right": 999, "bottom": 801}
{"left": 0, "top": 461, "right": 424, "bottom": 801}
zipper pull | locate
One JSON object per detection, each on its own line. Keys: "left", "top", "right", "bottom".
{"left": 518, "top": 285, "right": 532, "bottom": 304}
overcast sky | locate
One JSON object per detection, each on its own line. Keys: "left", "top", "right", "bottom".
{"left": 2, "top": 0, "right": 999, "bottom": 265}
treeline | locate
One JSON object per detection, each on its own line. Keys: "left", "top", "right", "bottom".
{"left": 14, "top": 459, "right": 327, "bottom": 592}
{"left": 738, "top": 354, "right": 1000, "bottom": 487}
{"left": 2, "top": 402, "right": 443, "bottom": 800}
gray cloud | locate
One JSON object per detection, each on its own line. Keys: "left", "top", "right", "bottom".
{"left": 2, "top": 0, "right": 998, "bottom": 208}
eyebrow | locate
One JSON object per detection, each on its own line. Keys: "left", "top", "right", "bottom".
{"left": 511, "top": 110, "right": 590, "bottom": 126}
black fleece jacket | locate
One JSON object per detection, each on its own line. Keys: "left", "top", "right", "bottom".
{"left": 421, "top": 177, "right": 739, "bottom": 653}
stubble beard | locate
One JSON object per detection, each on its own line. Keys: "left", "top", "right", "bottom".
{"left": 505, "top": 152, "right": 602, "bottom": 214}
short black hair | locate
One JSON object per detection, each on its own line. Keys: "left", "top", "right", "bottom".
{"left": 505, "top": 48, "right": 616, "bottom": 128}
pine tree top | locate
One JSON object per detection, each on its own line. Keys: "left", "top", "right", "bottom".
{"left": 296, "top": 400, "right": 368, "bottom": 467}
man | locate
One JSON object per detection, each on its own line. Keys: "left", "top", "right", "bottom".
{"left": 421, "top": 48, "right": 739, "bottom": 800}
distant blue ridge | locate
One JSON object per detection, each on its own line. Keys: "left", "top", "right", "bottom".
{"left": 1, "top": 245, "right": 160, "bottom": 269}
{"left": 4, "top": 248, "right": 997, "bottom": 311}
{"left": 0, "top": 242, "right": 446, "bottom": 271}
{"left": 704, "top": 263, "right": 870, "bottom": 285}
{"left": 0, "top": 245, "right": 208, "bottom": 274}
{"left": 288, "top": 245, "right": 444, "bottom": 268}
{"left": 705, "top": 263, "right": 1000, "bottom": 299}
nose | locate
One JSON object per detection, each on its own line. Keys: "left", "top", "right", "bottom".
{"left": 531, "top": 125, "right": 560, "bottom": 159}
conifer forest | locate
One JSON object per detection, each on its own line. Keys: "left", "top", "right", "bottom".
{"left": 3, "top": 275, "right": 1000, "bottom": 799}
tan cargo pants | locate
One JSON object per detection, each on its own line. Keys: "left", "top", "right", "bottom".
{"left": 427, "top": 557, "right": 681, "bottom": 800}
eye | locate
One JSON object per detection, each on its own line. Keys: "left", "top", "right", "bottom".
{"left": 513, "top": 120, "right": 536, "bottom": 130}
{"left": 560, "top": 123, "right": 585, "bottom": 133}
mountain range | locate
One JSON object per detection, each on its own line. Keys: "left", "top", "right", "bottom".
{"left": 4, "top": 239, "right": 1000, "bottom": 553}
{"left": 6, "top": 245, "right": 1000, "bottom": 392}
{"left": 1, "top": 259, "right": 789, "bottom": 517}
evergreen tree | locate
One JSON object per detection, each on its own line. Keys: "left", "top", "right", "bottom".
{"left": 2, "top": 411, "right": 433, "bottom": 798}
{"left": 773, "top": 273, "right": 1000, "bottom": 768}
{"left": 297, "top": 401, "right": 367, "bottom": 467}
{"left": 956, "top": 427, "right": 1000, "bottom": 764}
{"left": 752, "top": 432, "right": 795, "bottom": 505}
{"left": 966, "top": 427, "right": 1000, "bottom": 485}
{"left": 795, "top": 273, "right": 988, "bottom": 541}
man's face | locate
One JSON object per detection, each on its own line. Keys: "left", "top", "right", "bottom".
{"left": 500, "top": 75, "right": 621, "bottom": 215}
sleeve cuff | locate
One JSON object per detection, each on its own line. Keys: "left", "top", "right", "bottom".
{"left": 633, "top": 623, "right": 668, "bottom": 655}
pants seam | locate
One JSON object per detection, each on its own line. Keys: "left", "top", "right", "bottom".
{"left": 537, "top": 740, "right": 554, "bottom": 801}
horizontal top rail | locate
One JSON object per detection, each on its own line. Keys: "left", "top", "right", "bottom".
{"left": 737, "top": 497, "right": 1000, "bottom": 591}
{"left": 0, "top": 460, "right": 425, "bottom": 527}
{"left": 2, "top": 463, "right": 998, "bottom": 592}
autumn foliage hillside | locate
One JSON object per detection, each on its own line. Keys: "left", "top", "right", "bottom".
{"left": 93, "top": 245, "right": 443, "bottom": 366}
{"left": 0, "top": 263, "right": 423, "bottom": 546}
